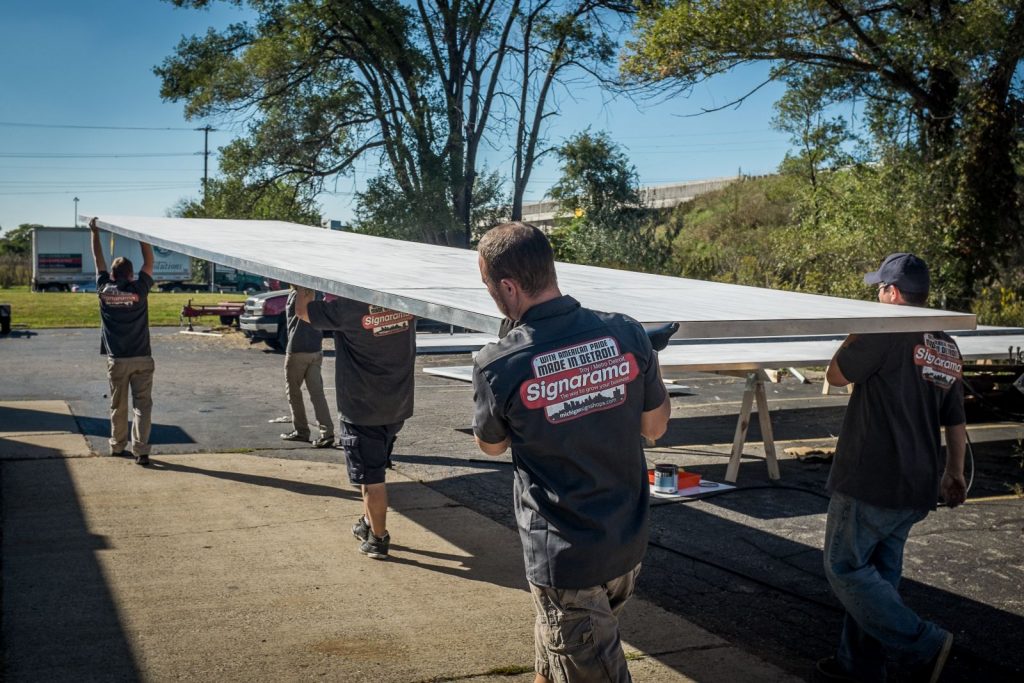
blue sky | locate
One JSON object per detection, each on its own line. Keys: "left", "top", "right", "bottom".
{"left": 0, "top": 1, "right": 793, "bottom": 234}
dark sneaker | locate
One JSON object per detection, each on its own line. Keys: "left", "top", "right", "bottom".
{"left": 280, "top": 431, "right": 310, "bottom": 443}
{"left": 359, "top": 532, "right": 390, "bottom": 559}
{"left": 352, "top": 515, "right": 370, "bottom": 542}
{"left": 815, "top": 657, "right": 857, "bottom": 682}
{"left": 110, "top": 450, "right": 130, "bottom": 458}
{"left": 910, "top": 632, "right": 954, "bottom": 683}
{"left": 135, "top": 453, "right": 150, "bottom": 467}
{"left": 312, "top": 435, "right": 335, "bottom": 449}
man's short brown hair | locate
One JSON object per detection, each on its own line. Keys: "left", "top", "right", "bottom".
{"left": 477, "top": 222, "right": 557, "bottom": 296}
{"left": 110, "top": 256, "right": 134, "bottom": 281}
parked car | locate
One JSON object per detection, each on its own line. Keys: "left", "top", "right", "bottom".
{"left": 239, "top": 289, "right": 464, "bottom": 351}
{"left": 70, "top": 281, "right": 97, "bottom": 293}
{"left": 239, "top": 289, "right": 291, "bottom": 350}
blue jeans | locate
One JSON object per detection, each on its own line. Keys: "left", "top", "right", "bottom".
{"left": 823, "top": 492, "right": 948, "bottom": 681}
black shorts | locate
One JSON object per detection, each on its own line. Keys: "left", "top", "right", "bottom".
{"left": 337, "top": 421, "right": 403, "bottom": 486}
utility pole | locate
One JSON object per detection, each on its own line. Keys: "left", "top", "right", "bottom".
{"left": 73, "top": 197, "right": 79, "bottom": 228}
{"left": 196, "top": 125, "right": 217, "bottom": 291}
{"left": 197, "top": 125, "right": 216, "bottom": 202}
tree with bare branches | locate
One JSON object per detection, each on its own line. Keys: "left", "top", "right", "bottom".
{"left": 157, "top": 0, "right": 630, "bottom": 246}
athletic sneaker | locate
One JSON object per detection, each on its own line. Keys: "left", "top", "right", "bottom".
{"left": 359, "top": 532, "right": 390, "bottom": 559}
{"left": 312, "top": 435, "right": 335, "bottom": 449}
{"left": 352, "top": 515, "right": 370, "bottom": 542}
{"left": 280, "top": 430, "right": 310, "bottom": 442}
{"left": 135, "top": 453, "right": 150, "bottom": 467}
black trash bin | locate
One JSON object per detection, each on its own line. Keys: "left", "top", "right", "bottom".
{"left": 0, "top": 303, "right": 11, "bottom": 335}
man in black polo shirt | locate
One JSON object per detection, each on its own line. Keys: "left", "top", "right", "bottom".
{"left": 295, "top": 291, "right": 415, "bottom": 560}
{"left": 89, "top": 217, "right": 155, "bottom": 466}
{"left": 280, "top": 287, "right": 334, "bottom": 448}
{"left": 818, "top": 253, "right": 967, "bottom": 683}
{"left": 472, "top": 222, "right": 671, "bottom": 683}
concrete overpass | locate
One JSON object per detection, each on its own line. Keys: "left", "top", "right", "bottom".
{"left": 520, "top": 175, "right": 745, "bottom": 226}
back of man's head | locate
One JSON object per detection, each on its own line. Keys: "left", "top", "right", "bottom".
{"left": 110, "top": 256, "right": 134, "bottom": 282}
{"left": 477, "top": 222, "right": 557, "bottom": 295}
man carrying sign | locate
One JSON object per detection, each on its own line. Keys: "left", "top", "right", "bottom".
{"left": 818, "top": 253, "right": 967, "bottom": 683}
{"left": 89, "top": 217, "right": 156, "bottom": 466}
{"left": 296, "top": 292, "right": 415, "bottom": 560}
{"left": 472, "top": 222, "right": 670, "bottom": 683}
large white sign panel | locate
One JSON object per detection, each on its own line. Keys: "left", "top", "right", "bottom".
{"left": 87, "top": 215, "right": 976, "bottom": 337}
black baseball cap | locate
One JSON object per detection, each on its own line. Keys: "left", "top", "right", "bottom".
{"left": 863, "top": 252, "right": 930, "bottom": 293}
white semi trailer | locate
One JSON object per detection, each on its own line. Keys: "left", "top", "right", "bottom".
{"left": 31, "top": 226, "right": 193, "bottom": 292}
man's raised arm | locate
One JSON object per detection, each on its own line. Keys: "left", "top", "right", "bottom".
{"left": 89, "top": 218, "right": 107, "bottom": 272}
{"left": 140, "top": 242, "right": 154, "bottom": 277}
{"left": 294, "top": 287, "right": 315, "bottom": 323}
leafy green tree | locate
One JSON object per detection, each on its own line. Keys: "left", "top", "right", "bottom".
{"left": 171, "top": 167, "right": 321, "bottom": 226}
{"left": 546, "top": 130, "right": 676, "bottom": 270}
{"left": 624, "top": 0, "right": 1024, "bottom": 300}
{"left": 354, "top": 168, "right": 507, "bottom": 244}
{"left": 171, "top": 165, "right": 321, "bottom": 283}
{"left": 0, "top": 224, "right": 38, "bottom": 255}
{"left": 157, "top": 0, "right": 628, "bottom": 246}
{"left": 549, "top": 130, "right": 641, "bottom": 225}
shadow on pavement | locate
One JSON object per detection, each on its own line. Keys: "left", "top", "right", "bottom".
{"left": 396, "top": 446, "right": 1024, "bottom": 683}
{"left": 74, "top": 415, "right": 195, "bottom": 445}
{"left": 658, "top": 405, "right": 848, "bottom": 448}
{"left": 1, "top": 457, "right": 141, "bottom": 682}
{"left": 149, "top": 458, "right": 362, "bottom": 501}
{"left": 0, "top": 404, "right": 77, "bottom": 433}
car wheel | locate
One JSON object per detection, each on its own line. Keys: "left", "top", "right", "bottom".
{"left": 219, "top": 315, "right": 236, "bottom": 326}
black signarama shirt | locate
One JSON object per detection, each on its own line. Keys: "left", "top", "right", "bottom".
{"left": 96, "top": 270, "right": 153, "bottom": 358}
{"left": 828, "top": 331, "right": 965, "bottom": 511}
{"left": 473, "top": 295, "right": 667, "bottom": 589}
{"left": 306, "top": 297, "right": 415, "bottom": 425}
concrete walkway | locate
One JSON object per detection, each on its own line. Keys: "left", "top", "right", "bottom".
{"left": 1, "top": 401, "right": 798, "bottom": 682}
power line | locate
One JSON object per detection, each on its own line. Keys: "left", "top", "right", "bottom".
{"left": 0, "top": 152, "right": 201, "bottom": 159}
{"left": 0, "top": 184, "right": 198, "bottom": 196}
{"left": 0, "top": 181, "right": 198, "bottom": 187}
{"left": 0, "top": 165, "right": 204, "bottom": 171}
{"left": 0, "top": 120, "right": 202, "bottom": 132}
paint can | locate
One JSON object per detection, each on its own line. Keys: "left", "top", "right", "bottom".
{"left": 653, "top": 463, "right": 678, "bottom": 494}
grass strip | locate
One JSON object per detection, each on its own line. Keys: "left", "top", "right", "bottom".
{"left": 0, "top": 286, "right": 248, "bottom": 329}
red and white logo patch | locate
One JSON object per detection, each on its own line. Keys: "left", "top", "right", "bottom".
{"left": 99, "top": 290, "right": 139, "bottom": 308}
{"left": 913, "top": 333, "right": 962, "bottom": 389}
{"left": 520, "top": 336, "right": 638, "bottom": 424}
{"left": 362, "top": 305, "right": 413, "bottom": 337}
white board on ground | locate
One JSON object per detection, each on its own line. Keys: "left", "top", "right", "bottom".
{"left": 86, "top": 215, "right": 975, "bottom": 338}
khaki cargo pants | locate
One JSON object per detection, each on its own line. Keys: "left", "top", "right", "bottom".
{"left": 107, "top": 355, "right": 154, "bottom": 456}
{"left": 285, "top": 351, "right": 334, "bottom": 440}
{"left": 530, "top": 564, "right": 641, "bottom": 683}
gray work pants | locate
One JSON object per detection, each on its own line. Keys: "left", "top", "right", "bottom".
{"left": 285, "top": 351, "right": 333, "bottom": 439}
{"left": 107, "top": 355, "right": 154, "bottom": 455}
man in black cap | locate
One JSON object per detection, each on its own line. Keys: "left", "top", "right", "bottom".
{"left": 472, "top": 222, "right": 670, "bottom": 683}
{"left": 817, "top": 253, "right": 968, "bottom": 683}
